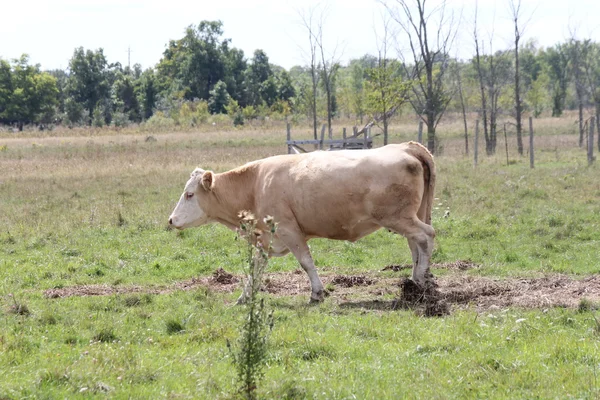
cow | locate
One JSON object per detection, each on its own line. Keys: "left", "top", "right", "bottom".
{"left": 168, "top": 142, "right": 436, "bottom": 303}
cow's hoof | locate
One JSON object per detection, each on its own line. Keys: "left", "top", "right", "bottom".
{"left": 309, "top": 290, "right": 325, "bottom": 303}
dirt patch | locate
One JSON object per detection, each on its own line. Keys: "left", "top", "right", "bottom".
{"left": 382, "top": 264, "right": 412, "bottom": 272}
{"left": 43, "top": 269, "right": 600, "bottom": 312}
{"left": 381, "top": 260, "right": 479, "bottom": 272}
{"left": 212, "top": 268, "right": 238, "bottom": 285}
{"left": 435, "top": 260, "right": 480, "bottom": 270}
{"left": 331, "top": 275, "right": 374, "bottom": 287}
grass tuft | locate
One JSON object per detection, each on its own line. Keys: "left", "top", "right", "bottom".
{"left": 93, "top": 328, "right": 117, "bottom": 343}
{"left": 165, "top": 319, "right": 185, "bottom": 334}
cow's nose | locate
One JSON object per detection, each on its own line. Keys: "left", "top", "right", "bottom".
{"left": 169, "top": 218, "right": 173, "bottom": 225}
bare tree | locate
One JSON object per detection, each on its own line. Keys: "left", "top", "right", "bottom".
{"left": 298, "top": 9, "right": 321, "bottom": 142}
{"left": 453, "top": 61, "right": 469, "bottom": 155}
{"left": 473, "top": 2, "right": 489, "bottom": 155}
{"left": 364, "top": 14, "right": 410, "bottom": 145}
{"left": 382, "top": 0, "right": 458, "bottom": 154}
{"left": 473, "top": 4, "right": 512, "bottom": 155}
{"left": 509, "top": 0, "right": 525, "bottom": 155}
{"left": 584, "top": 42, "right": 600, "bottom": 144}
{"left": 566, "top": 37, "right": 592, "bottom": 147}
{"left": 313, "top": 15, "right": 341, "bottom": 139}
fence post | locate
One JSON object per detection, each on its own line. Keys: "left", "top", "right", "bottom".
{"left": 364, "top": 127, "right": 369, "bottom": 149}
{"left": 597, "top": 116, "right": 600, "bottom": 153}
{"left": 342, "top": 127, "right": 347, "bottom": 149}
{"left": 319, "top": 124, "right": 326, "bottom": 150}
{"left": 474, "top": 120, "right": 479, "bottom": 168}
{"left": 418, "top": 120, "right": 423, "bottom": 144}
{"left": 286, "top": 122, "right": 291, "bottom": 154}
{"left": 589, "top": 116, "right": 595, "bottom": 166}
{"left": 503, "top": 124, "right": 509, "bottom": 166}
{"left": 529, "top": 117, "right": 534, "bottom": 169}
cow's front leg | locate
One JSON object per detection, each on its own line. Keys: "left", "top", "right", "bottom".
{"left": 277, "top": 227, "right": 324, "bottom": 302}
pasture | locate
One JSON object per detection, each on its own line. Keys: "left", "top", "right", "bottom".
{"left": 1, "top": 116, "right": 600, "bottom": 399}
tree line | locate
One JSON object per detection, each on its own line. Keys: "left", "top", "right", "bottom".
{"left": 1, "top": 13, "right": 599, "bottom": 156}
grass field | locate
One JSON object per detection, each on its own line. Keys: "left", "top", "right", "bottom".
{"left": 1, "top": 115, "right": 600, "bottom": 399}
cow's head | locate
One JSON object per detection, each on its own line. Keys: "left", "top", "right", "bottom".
{"left": 168, "top": 168, "right": 214, "bottom": 229}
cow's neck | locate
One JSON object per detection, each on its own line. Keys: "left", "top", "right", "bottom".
{"left": 207, "top": 166, "right": 256, "bottom": 227}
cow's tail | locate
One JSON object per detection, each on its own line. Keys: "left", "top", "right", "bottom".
{"left": 406, "top": 141, "right": 436, "bottom": 225}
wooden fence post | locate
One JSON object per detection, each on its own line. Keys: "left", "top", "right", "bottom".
{"left": 342, "top": 128, "right": 347, "bottom": 149}
{"left": 474, "top": 120, "right": 479, "bottom": 168}
{"left": 364, "top": 127, "right": 369, "bottom": 149}
{"left": 319, "top": 124, "right": 326, "bottom": 150}
{"left": 529, "top": 116, "right": 534, "bottom": 169}
{"left": 286, "top": 122, "right": 291, "bottom": 154}
{"left": 418, "top": 120, "right": 423, "bottom": 144}
{"left": 503, "top": 124, "right": 509, "bottom": 166}
{"left": 589, "top": 116, "right": 595, "bottom": 166}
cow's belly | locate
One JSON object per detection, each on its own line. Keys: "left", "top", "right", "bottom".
{"left": 303, "top": 218, "right": 381, "bottom": 242}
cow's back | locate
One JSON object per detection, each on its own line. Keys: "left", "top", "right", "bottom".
{"left": 254, "top": 144, "right": 425, "bottom": 241}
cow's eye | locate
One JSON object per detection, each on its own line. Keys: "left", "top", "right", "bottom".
{"left": 185, "top": 192, "right": 194, "bottom": 200}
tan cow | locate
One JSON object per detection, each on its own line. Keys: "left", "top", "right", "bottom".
{"left": 169, "top": 142, "right": 436, "bottom": 302}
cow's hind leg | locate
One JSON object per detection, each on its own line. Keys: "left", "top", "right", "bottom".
{"left": 277, "top": 227, "right": 325, "bottom": 302}
{"left": 385, "top": 217, "right": 435, "bottom": 287}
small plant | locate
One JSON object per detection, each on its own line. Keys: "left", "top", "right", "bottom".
{"left": 93, "top": 328, "right": 117, "bottom": 343}
{"left": 7, "top": 294, "right": 30, "bottom": 316}
{"left": 227, "top": 212, "right": 275, "bottom": 400}
{"left": 165, "top": 318, "right": 185, "bottom": 334}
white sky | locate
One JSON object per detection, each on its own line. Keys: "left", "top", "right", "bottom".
{"left": 1, "top": 0, "right": 598, "bottom": 71}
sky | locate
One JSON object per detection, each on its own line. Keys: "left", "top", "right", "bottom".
{"left": 1, "top": 0, "right": 599, "bottom": 71}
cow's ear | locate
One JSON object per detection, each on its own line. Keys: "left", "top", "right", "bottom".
{"left": 201, "top": 171, "right": 214, "bottom": 191}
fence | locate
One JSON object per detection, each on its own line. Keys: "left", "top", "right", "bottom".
{"left": 286, "top": 123, "right": 372, "bottom": 154}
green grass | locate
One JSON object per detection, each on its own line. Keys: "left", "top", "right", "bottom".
{"left": 1, "top": 123, "right": 599, "bottom": 398}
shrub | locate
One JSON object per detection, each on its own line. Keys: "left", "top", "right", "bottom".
{"left": 227, "top": 213, "right": 276, "bottom": 400}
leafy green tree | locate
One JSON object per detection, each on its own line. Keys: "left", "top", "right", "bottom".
{"left": 244, "top": 50, "right": 274, "bottom": 106}
{"left": 276, "top": 70, "right": 295, "bottom": 103}
{"left": 224, "top": 47, "right": 247, "bottom": 104}
{"left": 157, "top": 21, "right": 230, "bottom": 101}
{"left": 525, "top": 72, "right": 550, "bottom": 117}
{"left": 0, "top": 55, "right": 58, "bottom": 129}
{"left": 66, "top": 47, "right": 110, "bottom": 124}
{"left": 365, "top": 58, "right": 409, "bottom": 144}
{"left": 48, "top": 69, "right": 68, "bottom": 115}
{"left": 0, "top": 59, "right": 12, "bottom": 121}
{"left": 259, "top": 76, "right": 278, "bottom": 107}
{"left": 543, "top": 44, "right": 569, "bottom": 117}
{"left": 113, "top": 72, "right": 141, "bottom": 122}
{"left": 208, "top": 80, "right": 230, "bottom": 114}
{"left": 64, "top": 97, "right": 85, "bottom": 126}
{"left": 138, "top": 69, "right": 158, "bottom": 120}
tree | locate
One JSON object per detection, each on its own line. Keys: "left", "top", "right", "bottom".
{"left": 243, "top": 50, "right": 274, "bottom": 106}
{"left": 113, "top": 72, "right": 141, "bottom": 122}
{"left": 584, "top": 42, "right": 600, "bottom": 141}
{"left": 383, "top": 0, "right": 458, "bottom": 154}
{"left": 452, "top": 61, "right": 470, "bottom": 154}
{"left": 156, "top": 21, "right": 229, "bottom": 100}
{"left": 473, "top": 5, "right": 490, "bottom": 154}
{"left": 299, "top": 8, "right": 321, "bottom": 141}
{"left": 543, "top": 44, "right": 569, "bottom": 117}
{"left": 509, "top": 0, "right": 528, "bottom": 155}
{"left": 138, "top": 69, "right": 158, "bottom": 120}
{"left": 0, "top": 55, "right": 58, "bottom": 129}
{"left": 525, "top": 71, "right": 550, "bottom": 117}
{"left": 67, "top": 47, "right": 110, "bottom": 124}
{"left": 208, "top": 80, "right": 230, "bottom": 114}
{"left": 364, "top": 17, "right": 409, "bottom": 145}
{"left": 0, "top": 59, "right": 13, "bottom": 123}
{"left": 223, "top": 47, "right": 247, "bottom": 104}
{"left": 276, "top": 70, "right": 295, "bottom": 103}
{"left": 565, "top": 38, "right": 592, "bottom": 147}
